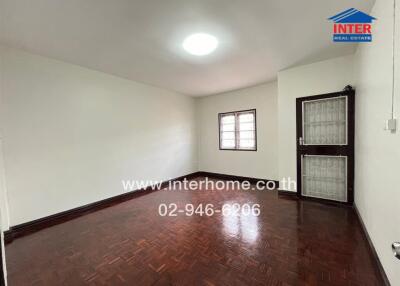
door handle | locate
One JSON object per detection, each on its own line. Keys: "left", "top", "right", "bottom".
{"left": 393, "top": 242, "right": 400, "bottom": 260}
{"left": 298, "top": 137, "right": 304, "bottom": 145}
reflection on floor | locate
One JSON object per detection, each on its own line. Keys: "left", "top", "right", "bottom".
{"left": 6, "top": 177, "right": 384, "bottom": 285}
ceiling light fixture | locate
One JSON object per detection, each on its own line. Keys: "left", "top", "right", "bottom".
{"left": 182, "top": 33, "right": 218, "bottom": 56}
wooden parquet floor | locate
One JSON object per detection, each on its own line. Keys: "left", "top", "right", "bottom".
{"left": 5, "top": 178, "right": 384, "bottom": 285}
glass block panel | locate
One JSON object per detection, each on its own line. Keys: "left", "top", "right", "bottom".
{"left": 302, "top": 155, "right": 347, "bottom": 202}
{"left": 303, "top": 97, "right": 347, "bottom": 145}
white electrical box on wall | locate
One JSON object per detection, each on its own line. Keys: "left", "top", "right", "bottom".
{"left": 385, "top": 118, "right": 397, "bottom": 132}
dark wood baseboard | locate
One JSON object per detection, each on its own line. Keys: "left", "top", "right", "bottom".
{"left": 277, "top": 190, "right": 353, "bottom": 208}
{"left": 354, "top": 204, "right": 391, "bottom": 286}
{"left": 299, "top": 195, "right": 353, "bottom": 207}
{"left": 197, "top": 171, "right": 279, "bottom": 188}
{"left": 4, "top": 172, "right": 200, "bottom": 244}
{"left": 277, "top": 189, "right": 298, "bottom": 196}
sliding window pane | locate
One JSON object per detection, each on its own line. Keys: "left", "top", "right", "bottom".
{"left": 222, "top": 123, "right": 235, "bottom": 132}
{"left": 238, "top": 113, "right": 254, "bottom": 122}
{"left": 220, "top": 113, "right": 236, "bottom": 149}
{"left": 238, "top": 131, "right": 255, "bottom": 139}
{"left": 221, "top": 139, "right": 235, "bottom": 148}
{"left": 239, "top": 122, "right": 254, "bottom": 131}
{"left": 221, "top": 115, "right": 235, "bottom": 124}
{"left": 239, "top": 139, "right": 255, "bottom": 149}
{"left": 222, "top": 131, "right": 235, "bottom": 140}
{"left": 238, "top": 111, "right": 256, "bottom": 150}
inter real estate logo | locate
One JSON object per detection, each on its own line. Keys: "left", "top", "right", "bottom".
{"left": 328, "top": 8, "right": 376, "bottom": 42}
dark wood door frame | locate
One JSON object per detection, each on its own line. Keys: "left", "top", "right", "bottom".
{"left": 296, "top": 87, "right": 355, "bottom": 205}
{"left": 0, "top": 240, "right": 5, "bottom": 286}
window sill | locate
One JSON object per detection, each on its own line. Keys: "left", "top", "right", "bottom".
{"left": 219, "top": 148, "right": 257, "bottom": 152}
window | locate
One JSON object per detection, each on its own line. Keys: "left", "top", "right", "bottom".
{"left": 219, "top": 109, "right": 257, "bottom": 151}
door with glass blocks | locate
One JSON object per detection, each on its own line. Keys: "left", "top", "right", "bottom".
{"left": 296, "top": 88, "right": 355, "bottom": 204}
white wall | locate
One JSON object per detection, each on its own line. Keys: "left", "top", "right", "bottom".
{"left": 0, "top": 140, "right": 10, "bottom": 232}
{"left": 353, "top": 0, "right": 400, "bottom": 284}
{"left": 196, "top": 82, "right": 278, "bottom": 180}
{"left": 0, "top": 45, "right": 197, "bottom": 227}
{"left": 0, "top": 51, "right": 9, "bottom": 286}
{"left": 277, "top": 55, "right": 355, "bottom": 190}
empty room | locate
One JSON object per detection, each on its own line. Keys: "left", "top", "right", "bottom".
{"left": 0, "top": 0, "right": 399, "bottom": 285}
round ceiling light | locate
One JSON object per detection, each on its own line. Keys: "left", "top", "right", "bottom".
{"left": 182, "top": 33, "right": 218, "bottom": 56}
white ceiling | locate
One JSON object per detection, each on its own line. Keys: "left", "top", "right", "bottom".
{"left": 0, "top": 0, "right": 375, "bottom": 96}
